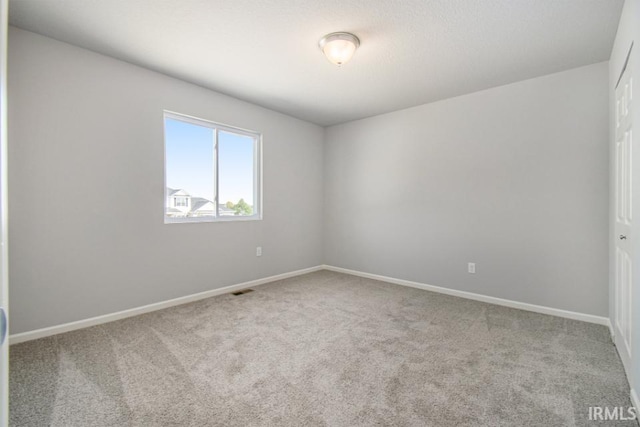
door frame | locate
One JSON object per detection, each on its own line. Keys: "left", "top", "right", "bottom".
{"left": 0, "top": 0, "right": 9, "bottom": 424}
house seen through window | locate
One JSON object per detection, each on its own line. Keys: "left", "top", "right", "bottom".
{"left": 174, "top": 196, "right": 188, "bottom": 207}
{"left": 164, "top": 112, "right": 261, "bottom": 223}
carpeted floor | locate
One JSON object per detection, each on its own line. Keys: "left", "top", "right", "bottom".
{"left": 9, "top": 271, "right": 637, "bottom": 426}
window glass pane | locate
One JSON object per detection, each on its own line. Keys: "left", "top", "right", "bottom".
{"left": 218, "top": 130, "right": 255, "bottom": 216}
{"left": 165, "top": 118, "right": 215, "bottom": 218}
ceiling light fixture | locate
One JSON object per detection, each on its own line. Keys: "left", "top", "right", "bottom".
{"left": 318, "top": 32, "right": 360, "bottom": 66}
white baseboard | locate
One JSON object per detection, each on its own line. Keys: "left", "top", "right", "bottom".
{"left": 632, "top": 389, "right": 639, "bottom": 414}
{"left": 10, "top": 264, "right": 613, "bottom": 345}
{"left": 9, "top": 265, "right": 323, "bottom": 345}
{"left": 609, "top": 322, "right": 615, "bottom": 339}
{"left": 323, "top": 265, "right": 611, "bottom": 327}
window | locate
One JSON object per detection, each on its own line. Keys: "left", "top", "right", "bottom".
{"left": 174, "top": 197, "right": 188, "bottom": 207}
{"left": 164, "top": 111, "right": 261, "bottom": 223}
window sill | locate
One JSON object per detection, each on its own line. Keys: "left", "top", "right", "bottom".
{"left": 164, "top": 215, "right": 263, "bottom": 224}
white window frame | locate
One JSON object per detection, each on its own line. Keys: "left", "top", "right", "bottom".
{"left": 163, "top": 111, "right": 262, "bottom": 224}
{"left": 174, "top": 196, "right": 188, "bottom": 207}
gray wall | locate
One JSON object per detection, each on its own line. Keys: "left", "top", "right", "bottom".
{"left": 324, "top": 62, "right": 609, "bottom": 316}
{"left": 8, "top": 27, "right": 324, "bottom": 334}
{"left": 609, "top": 0, "right": 639, "bottom": 401}
{"left": 8, "top": 26, "right": 612, "bottom": 335}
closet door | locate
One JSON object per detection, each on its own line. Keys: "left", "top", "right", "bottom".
{"left": 614, "top": 49, "right": 634, "bottom": 378}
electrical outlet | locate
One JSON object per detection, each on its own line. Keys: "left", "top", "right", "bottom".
{"left": 256, "top": 246, "right": 262, "bottom": 257}
{"left": 468, "top": 262, "right": 476, "bottom": 274}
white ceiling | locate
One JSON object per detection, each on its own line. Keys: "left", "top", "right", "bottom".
{"left": 9, "top": 0, "right": 623, "bottom": 126}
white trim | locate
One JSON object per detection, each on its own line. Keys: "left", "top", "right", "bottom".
{"left": 631, "top": 389, "right": 639, "bottom": 414}
{"left": 323, "top": 265, "right": 611, "bottom": 327}
{"left": 9, "top": 265, "right": 323, "bottom": 345}
{"left": 610, "top": 321, "right": 615, "bottom": 339}
{"left": 10, "top": 264, "right": 613, "bottom": 345}
{"left": 164, "top": 215, "right": 262, "bottom": 224}
{"left": 0, "top": 0, "right": 8, "bottom": 425}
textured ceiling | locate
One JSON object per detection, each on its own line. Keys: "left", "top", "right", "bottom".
{"left": 9, "top": 0, "right": 623, "bottom": 126}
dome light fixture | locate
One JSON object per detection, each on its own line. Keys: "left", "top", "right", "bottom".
{"left": 318, "top": 32, "right": 360, "bottom": 66}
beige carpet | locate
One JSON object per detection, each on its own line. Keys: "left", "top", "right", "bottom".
{"left": 9, "top": 271, "right": 636, "bottom": 426}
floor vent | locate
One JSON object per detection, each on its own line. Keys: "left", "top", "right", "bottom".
{"left": 231, "top": 289, "right": 254, "bottom": 296}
